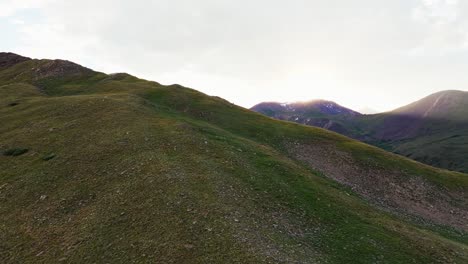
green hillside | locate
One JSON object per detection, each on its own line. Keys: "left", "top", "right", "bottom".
{"left": 1, "top": 53, "right": 467, "bottom": 263}
{"left": 252, "top": 91, "right": 468, "bottom": 173}
{"left": 355, "top": 90, "right": 468, "bottom": 173}
{"left": 392, "top": 90, "right": 468, "bottom": 121}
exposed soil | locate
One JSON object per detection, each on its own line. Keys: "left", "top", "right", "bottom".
{"left": 285, "top": 141, "right": 468, "bottom": 231}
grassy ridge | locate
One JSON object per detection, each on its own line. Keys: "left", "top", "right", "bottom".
{"left": 144, "top": 86, "right": 468, "bottom": 189}
{"left": 0, "top": 57, "right": 467, "bottom": 263}
{"left": 252, "top": 91, "right": 468, "bottom": 174}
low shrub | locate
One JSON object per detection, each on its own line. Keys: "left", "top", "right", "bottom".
{"left": 42, "top": 153, "right": 56, "bottom": 161}
{"left": 3, "top": 148, "right": 29, "bottom": 156}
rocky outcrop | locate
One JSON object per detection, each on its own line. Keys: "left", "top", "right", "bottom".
{"left": 0, "top": 52, "right": 31, "bottom": 69}
{"left": 33, "top": 59, "right": 94, "bottom": 79}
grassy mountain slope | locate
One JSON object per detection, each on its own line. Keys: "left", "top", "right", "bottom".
{"left": 356, "top": 90, "right": 468, "bottom": 173}
{"left": 392, "top": 90, "right": 468, "bottom": 121}
{"left": 252, "top": 91, "right": 468, "bottom": 173}
{"left": 1, "top": 53, "right": 467, "bottom": 263}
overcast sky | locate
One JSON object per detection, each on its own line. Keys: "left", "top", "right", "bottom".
{"left": 1, "top": 0, "right": 468, "bottom": 112}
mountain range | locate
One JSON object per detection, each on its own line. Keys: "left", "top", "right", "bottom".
{"left": 1, "top": 52, "right": 467, "bottom": 263}
{"left": 252, "top": 91, "right": 468, "bottom": 173}
{"left": 251, "top": 100, "right": 360, "bottom": 136}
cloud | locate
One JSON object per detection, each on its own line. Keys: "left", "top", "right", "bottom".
{"left": 0, "top": 0, "right": 54, "bottom": 17}
{"left": 14, "top": 1, "right": 292, "bottom": 75}
{"left": 3, "top": 1, "right": 468, "bottom": 112}
{"left": 413, "top": 0, "right": 459, "bottom": 26}
{"left": 411, "top": 0, "right": 468, "bottom": 55}
{"left": 21, "top": 1, "right": 412, "bottom": 75}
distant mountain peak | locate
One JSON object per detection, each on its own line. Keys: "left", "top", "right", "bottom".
{"left": 393, "top": 90, "right": 468, "bottom": 120}
{"left": 252, "top": 99, "right": 361, "bottom": 116}
{"left": 251, "top": 99, "right": 360, "bottom": 136}
{"left": 432, "top": 90, "right": 467, "bottom": 96}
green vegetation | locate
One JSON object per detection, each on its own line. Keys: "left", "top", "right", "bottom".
{"left": 252, "top": 91, "right": 468, "bottom": 173}
{"left": 42, "top": 153, "right": 56, "bottom": 161}
{"left": 3, "top": 148, "right": 28, "bottom": 156}
{"left": 0, "top": 54, "right": 467, "bottom": 263}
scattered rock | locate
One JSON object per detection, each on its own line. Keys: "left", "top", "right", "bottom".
{"left": 184, "top": 244, "right": 194, "bottom": 249}
{"left": 34, "top": 59, "right": 93, "bottom": 80}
